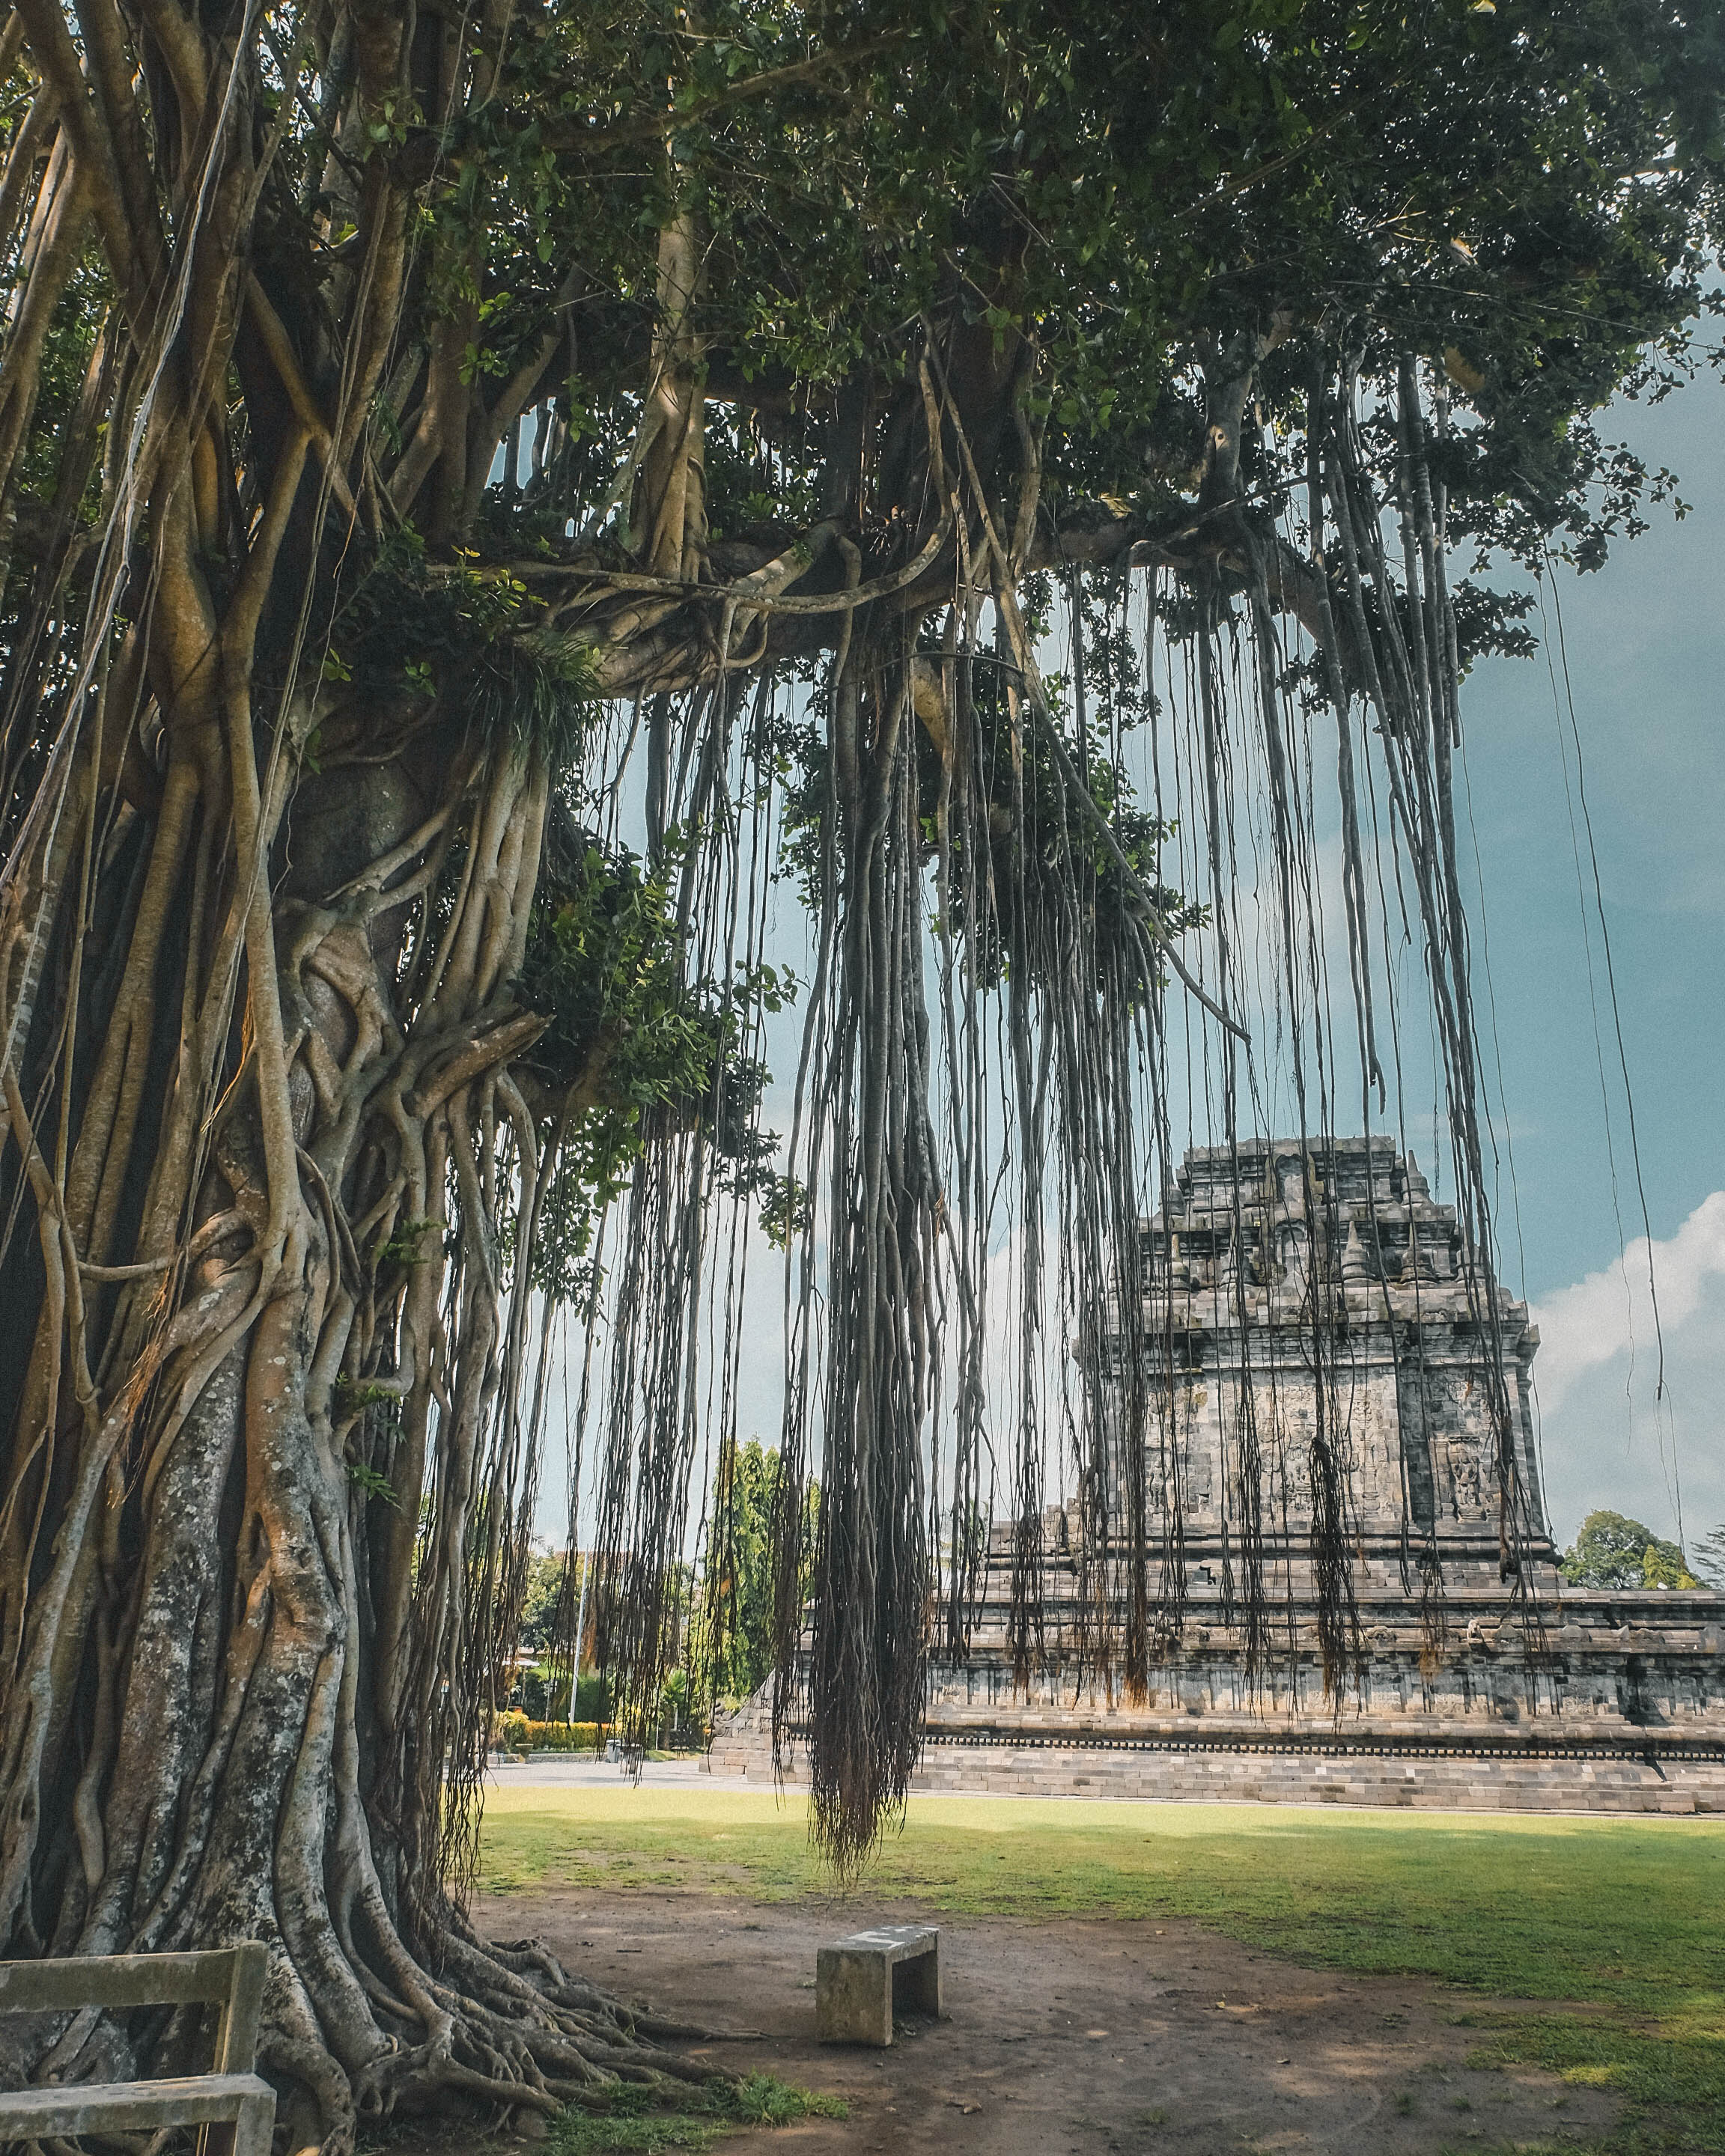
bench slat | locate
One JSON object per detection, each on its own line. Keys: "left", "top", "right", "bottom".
{"left": 831, "top": 1925, "right": 935, "bottom": 1961}
{"left": 214, "top": 1943, "right": 266, "bottom": 2074}
{"left": 0, "top": 2071, "right": 273, "bottom": 2137}
{"left": 0, "top": 1952, "right": 248, "bottom": 2015}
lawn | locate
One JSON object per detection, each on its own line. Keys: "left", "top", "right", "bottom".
{"left": 481, "top": 1788, "right": 1725, "bottom": 2152}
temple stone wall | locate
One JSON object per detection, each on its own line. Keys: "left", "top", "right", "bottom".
{"left": 709, "top": 1584, "right": 1725, "bottom": 1813}
{"left": 922, "top": 1592, "right": 1725, "bottom": 1730}
{"left": 708, "top": 1715, "right": 1725, "bottom": 1816}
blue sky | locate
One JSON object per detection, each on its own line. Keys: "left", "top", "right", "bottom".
{"left": 1462, "top": 373, "right": 1725, "bottom": 1296}
{"left": 1458, "top": 367, "right": 1725, "bottom": 1550}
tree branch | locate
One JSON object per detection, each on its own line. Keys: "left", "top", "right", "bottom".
{"left": 244, "top": 275, "right": 359, "bottom": 521}
{"left": 11, "top": 0, "right": 147, "bottom": 318}
{"left": 541, "top": 36, "right": 901, "bottom": 156}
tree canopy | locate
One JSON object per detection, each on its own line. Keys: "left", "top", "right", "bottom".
{"left": 0, "top": 0, "right": 1721, "bottom": 2144}
{"left": 1560, "top": 1510, "right": 1700, "bottom": 1590}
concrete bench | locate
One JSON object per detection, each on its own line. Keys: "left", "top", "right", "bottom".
{"left": 815, "top": 1924, "right": 941, "bottom": 2046}
{"left": 0, "top": 1944, "right": 275, "bottom": 2156}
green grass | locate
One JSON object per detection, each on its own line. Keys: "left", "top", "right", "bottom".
{"left": 481, "top": 1788, "right": 1725, "bottom": 2152}
{"left": 548, "top": 2074, "right": 845, "bottom": 2154}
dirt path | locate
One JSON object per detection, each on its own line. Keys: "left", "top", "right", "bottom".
{"left": 472, "top": 1889, "right": 1617, "bottom": 2154}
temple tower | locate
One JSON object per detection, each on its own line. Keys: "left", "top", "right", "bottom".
{"left": 1116, "top": 1136, "right": 1551, "bottom": 1586}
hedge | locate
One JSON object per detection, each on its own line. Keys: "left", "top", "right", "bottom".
{"left": 493, "top": 1717, "right": 605, "bottom": 1752}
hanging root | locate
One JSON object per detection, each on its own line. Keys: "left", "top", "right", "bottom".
{"left": 0, "top": 0, "right": 1566, "bottom": 2074}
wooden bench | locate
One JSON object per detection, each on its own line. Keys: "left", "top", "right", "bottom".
{"left": 0, "top": 1944, "right": 275, "bottom": 2156}
{"left": 815, "top": 1924, "right": 941, "bottom": 2046}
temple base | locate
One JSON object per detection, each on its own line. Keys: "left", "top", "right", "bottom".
{"left": 709, "top": 1569, "right": 1725, "bottom": 1816}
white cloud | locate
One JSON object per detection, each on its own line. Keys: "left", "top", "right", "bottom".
{"left": 1531, "top": 1190, "right": 1725, "bottom": 1550}
{"left": 1533, "top": 1191, "right": 1725, "bottom": 1413}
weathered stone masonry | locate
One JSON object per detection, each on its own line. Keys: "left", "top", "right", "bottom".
{"left": 711, "top": 1139, "right": 1725, "bottom": 1812}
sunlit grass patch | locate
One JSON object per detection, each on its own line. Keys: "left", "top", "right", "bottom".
{"left": 478, "top": 1788, "right": 1721, "bottom": 2012}
{"left": 550, "top": 2073, "right": 845, "bottom": 2154}
{"left": 483, "top": 1788, "right": 1725, "bottom": 2151}
{"left": 1460, "top": 2006, "right": 1725, "bottom": 2151}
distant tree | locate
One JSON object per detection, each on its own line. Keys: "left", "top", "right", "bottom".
{"left": 1561, "top": 1511, "right": 1699, "bottom": 1591}
{"left": 659, "top": 1669, "right": 693, "bottom": 1746}
{"left": 1642, "top": 1541, "right": 1700, "bottom": 1591}
{"left": 518, "top": 1547, "right": 575, "bottom": 1656}
{"left": 574, "top": 1673, "right": 612, "bottom": 1723}
{"left": 696, "top": 1437, "right": 816, "bottom": 1705}
{"left": 702, "top": 1437, "right": 779, "bottom": 1702}
{"left": 505, "top": 1547, "right": 612, "bottom": 1720}
{"left": 1690, "top": 1527, "right": 1725, "bottom": 1592}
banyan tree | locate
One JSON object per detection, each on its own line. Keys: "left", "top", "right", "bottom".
{"left": 0, "top": 0, "right": 1720, "bottom": 2140}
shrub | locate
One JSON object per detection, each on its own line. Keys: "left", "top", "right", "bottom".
{"left": 493, "top": 1715, "right": 605, "bottom": 1753}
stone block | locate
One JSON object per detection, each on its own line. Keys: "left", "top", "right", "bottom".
{"left": 816, "top": 1925, "right": 940, "bottom": 2045}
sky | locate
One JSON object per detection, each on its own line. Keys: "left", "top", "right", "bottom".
{"left": 1458, "top": 367, "right": 1725, "bottom": 1551}
{"left": 543, "top": 359, "right": 1725, "bottom": 1566}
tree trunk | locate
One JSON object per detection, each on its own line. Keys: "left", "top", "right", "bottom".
{"left": 0, "top": 702, "right": 705, "bottom": 2145}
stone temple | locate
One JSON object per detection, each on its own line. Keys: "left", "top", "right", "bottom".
{"left": 712, "top": 1138, "right": 1725, "bottom": 1812}
{"left": 1090, "top": 1135, "right": 1549, "bottom": 1593}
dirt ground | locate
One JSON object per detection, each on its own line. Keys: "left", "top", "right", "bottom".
{"left": 469, "top": 1889, "right": 1619, "bottom": 2154}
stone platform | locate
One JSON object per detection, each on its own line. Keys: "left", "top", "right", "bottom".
{"left": 708, "top": 1579, "right": 1725, "bottom": 1815}
{"left": 708, "top": 1705, "right": 1725, "bottom": 1816}
{"left": 708, "top": 1716, "right": 1725, "bottom": 1815}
